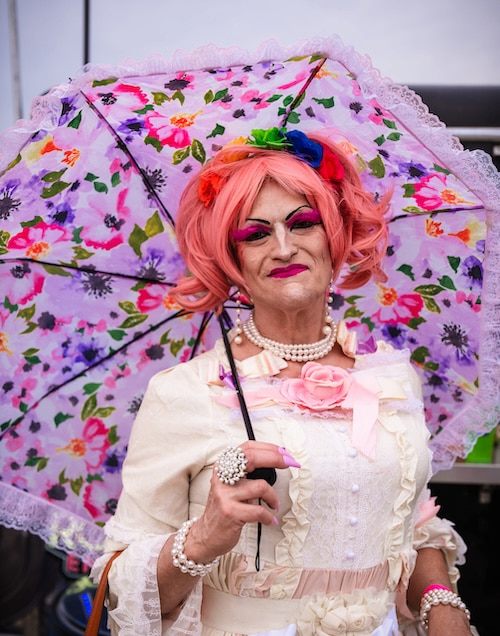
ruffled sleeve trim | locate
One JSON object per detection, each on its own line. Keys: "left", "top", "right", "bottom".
{"left": 92, "top": 528, "right": 204, "bottom": 636}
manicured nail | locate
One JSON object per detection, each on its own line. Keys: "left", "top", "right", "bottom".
{"left": 272, "top": 516, "right": 279, "bottom": 525}
{"left": 278, "top": 447, "right": 301, "bottom": 468}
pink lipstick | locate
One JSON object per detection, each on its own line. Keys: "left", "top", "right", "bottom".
{"left": 269, "top": 264, "right": 308, "bottom": 278}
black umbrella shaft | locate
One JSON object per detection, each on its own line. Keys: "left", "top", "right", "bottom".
{"left": 83, "top": 0, "right": 90, "bottom": 65}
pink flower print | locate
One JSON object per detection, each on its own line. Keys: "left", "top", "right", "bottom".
{"left": 76, "top": 318, "right": 108, "bottom": 334}
{"left": 352, "top": 80, "right": 362, "bottom": 97}
{"left": 367, "top": 98, "right": 391, "bottom": 125}
{"left": 144, "top": 110, "right": 201, "bottom": 148}
{"left": 5, "top": 266, "right": 45, "bottom": 306}
{"left": 280, "top": 362, "right": 353, "bottom": 411}
{"left": 278, "top": 70, "right": 309, "bottom": 90}
{"left": 11, "top": 377, "right": 38, "bottom": 410}
{"left": 87, "top": 83, "right": 148, "bottom": 116}
{"left": 456, "top": 291, "right": 481, "bottom": 313}
{"left": 109, "top": 156, "right": 136, "bottom": 184}
{"left": 241, "top": 89, "right": 273, "bottom": 111}
{"left": 180, "top": 348, "right": 192, "bottom": 363}
{"left": 104, "top": 365, "right": 131, "bottom": 389}
{"left": 413, "top": 173, "right": 448, "bottom": 211}
{"left": 5, "top": 429, "right": 25, "bottom": 452}
{"left": 80, "top": 190, "right": 129, "bottom": 250}
{"left": 215, "top": 70, "right": 236, "bottom": 83}
{"left": 57, "top": 417, "right": 110, "bottom": 471}
{"left": 137, "top": 286, "right": 164, "bottom": 312}
{"left": 373, "top": 285, "right": 424, "bottom": 325}
{"left": 11, "top": 475, "right": 29, "bottom": 490}
{"left": 7, "top": 222, "right": 70, "bottom": 259}
{"left": 83, "top": 471, "right": 122, "bottom": 521}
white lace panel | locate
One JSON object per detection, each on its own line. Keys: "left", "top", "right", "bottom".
{"left": 301, "top": 416, "right": 401, "bottom": 571}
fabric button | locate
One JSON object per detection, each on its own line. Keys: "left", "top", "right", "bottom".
{"left": 346, "top": 550, "right": 356, "bottom": 560}
{"left": 348, "top": 449, "right": 357, "bottom": 458}
{"left": 338, "top": 426, "right": 347, "bottom": 433}
{"left": 351, "top": 484, "right": 360, "bottom": 493}
{"left": 349, "top": 516, "right": 358, "bottom": 526}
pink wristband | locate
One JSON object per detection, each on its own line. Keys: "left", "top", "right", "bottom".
{"left": 421, "top": 584, "right": 452, "bottom": 600}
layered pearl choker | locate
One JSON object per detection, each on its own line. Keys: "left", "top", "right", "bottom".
{"left": 243, "top": 311, "right": 337, "bottom": 362}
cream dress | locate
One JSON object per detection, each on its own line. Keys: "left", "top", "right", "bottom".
{"left": 91, "top": 331, "right": 465, "bottom": 636}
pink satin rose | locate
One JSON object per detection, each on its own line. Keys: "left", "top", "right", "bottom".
{"left": 280, "top": 362, "right": 353, "bottom": 411}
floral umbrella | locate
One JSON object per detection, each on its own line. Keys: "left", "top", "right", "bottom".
{"left": 0, "top": 36, "right": 498, "bottom": 563}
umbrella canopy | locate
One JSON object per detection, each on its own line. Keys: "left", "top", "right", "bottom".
{"left": 0, "top": 36, "right": 498, "bottom": 563}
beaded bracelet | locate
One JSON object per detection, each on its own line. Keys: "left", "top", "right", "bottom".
{"left": 171, "top": 517, "right": 220, "bottom": 577}
{"left": 420, "top": 587, "right": 471, "bottom": 629}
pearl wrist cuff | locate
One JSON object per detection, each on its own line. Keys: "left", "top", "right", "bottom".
{"left": 419, "top": 587, "right": 470, "bottom": 629}
{"left": 171, "top": 517, "right": 220, "bottom": 577}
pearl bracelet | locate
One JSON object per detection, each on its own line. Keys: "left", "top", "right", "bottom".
{"left": 420, "top": 587, "right": 471, "bottom": 629}
{"left": 171, "top": 517, "right": 220, "bottom": 577}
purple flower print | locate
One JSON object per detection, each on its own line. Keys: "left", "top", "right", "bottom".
{"left": 460, "top": 255, "right": 483, "bottom": 290}
{"left": 0, "top": 181, "right": 22, "bottom": 220}
{"left": 381, "top": 323, "right": 408, "bottom": 348}
{"left": 398, "top": 161, "right": 428, "bottom": 180}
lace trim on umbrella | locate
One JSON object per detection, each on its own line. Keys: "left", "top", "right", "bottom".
{"left": 0, "top": 480, "right": 104, "bottom": 564}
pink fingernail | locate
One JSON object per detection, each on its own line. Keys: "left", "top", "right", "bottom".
{"left": 278, "top": 447, "right": 301, "bottom": 468}
{"left": 272, "top": 516, "right": 279, "bottom": 525}
{"left": 284, "top": 455, "right": 301, "bottom": 468}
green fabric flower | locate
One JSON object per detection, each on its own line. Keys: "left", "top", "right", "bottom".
{"left": 247, "top": 127, "right": 290, "bottom": 150}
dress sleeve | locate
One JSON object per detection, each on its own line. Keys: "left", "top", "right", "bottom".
{"left": 412, "top": 493, "right": 467, "bottom": 588}
{"left": 90, "top": 361, "right": 216, "bottom": 635}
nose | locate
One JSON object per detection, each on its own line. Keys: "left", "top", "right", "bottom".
{"left": 272, "top": 224, "right": 298, "bottom": 260}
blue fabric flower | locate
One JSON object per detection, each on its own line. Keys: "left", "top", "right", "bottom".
{"left": 285, "top": 130, "right": 323, "bottom": 168}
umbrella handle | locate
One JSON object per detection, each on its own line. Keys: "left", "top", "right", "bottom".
{"left": 218, "top": 314, "right": 277, "bottom": 487}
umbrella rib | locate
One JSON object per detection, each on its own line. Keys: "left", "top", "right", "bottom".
{"left": 80, "top": 91, "right": 176, "bottom": 228}
{"left": 1, "top": 256, "right": 177, "bottom": 286}
{"left": 2, "top": 309, "right": 195, "bottom": 429}
{"left": 281, "top": 57, "right": 327, "bottom": 127}
{"left": 188, "top": 311, "right": 213, "bottom": 360}
{"left": 389, "top": 204, "right": 485, "bottom": 223}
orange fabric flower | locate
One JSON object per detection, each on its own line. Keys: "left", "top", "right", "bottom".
{"left": 198, "top": 172, "right": 225, "bottom": 207}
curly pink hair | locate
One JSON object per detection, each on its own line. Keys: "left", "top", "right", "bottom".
{"left": 172, "top": 133, "right": 390, "bottom": 312}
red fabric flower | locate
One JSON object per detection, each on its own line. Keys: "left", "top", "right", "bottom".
{"left": 317, "top": 144, "right": 345, "bottom": 189}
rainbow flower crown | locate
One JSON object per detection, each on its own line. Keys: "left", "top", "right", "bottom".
{"left": 198, "top": 127, "right": 345, "bottom": 207}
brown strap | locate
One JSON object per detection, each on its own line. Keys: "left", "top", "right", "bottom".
{"left": 84, "top": 550, "right": 124, "bottom": 636}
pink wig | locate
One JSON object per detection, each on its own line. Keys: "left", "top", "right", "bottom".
{"left": 172, "top": 134, "right": 390, "bottom": 312}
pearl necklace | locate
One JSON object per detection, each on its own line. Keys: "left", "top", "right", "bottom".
{"left": 243, "top": 312, "right": 337, "bottom": 362}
